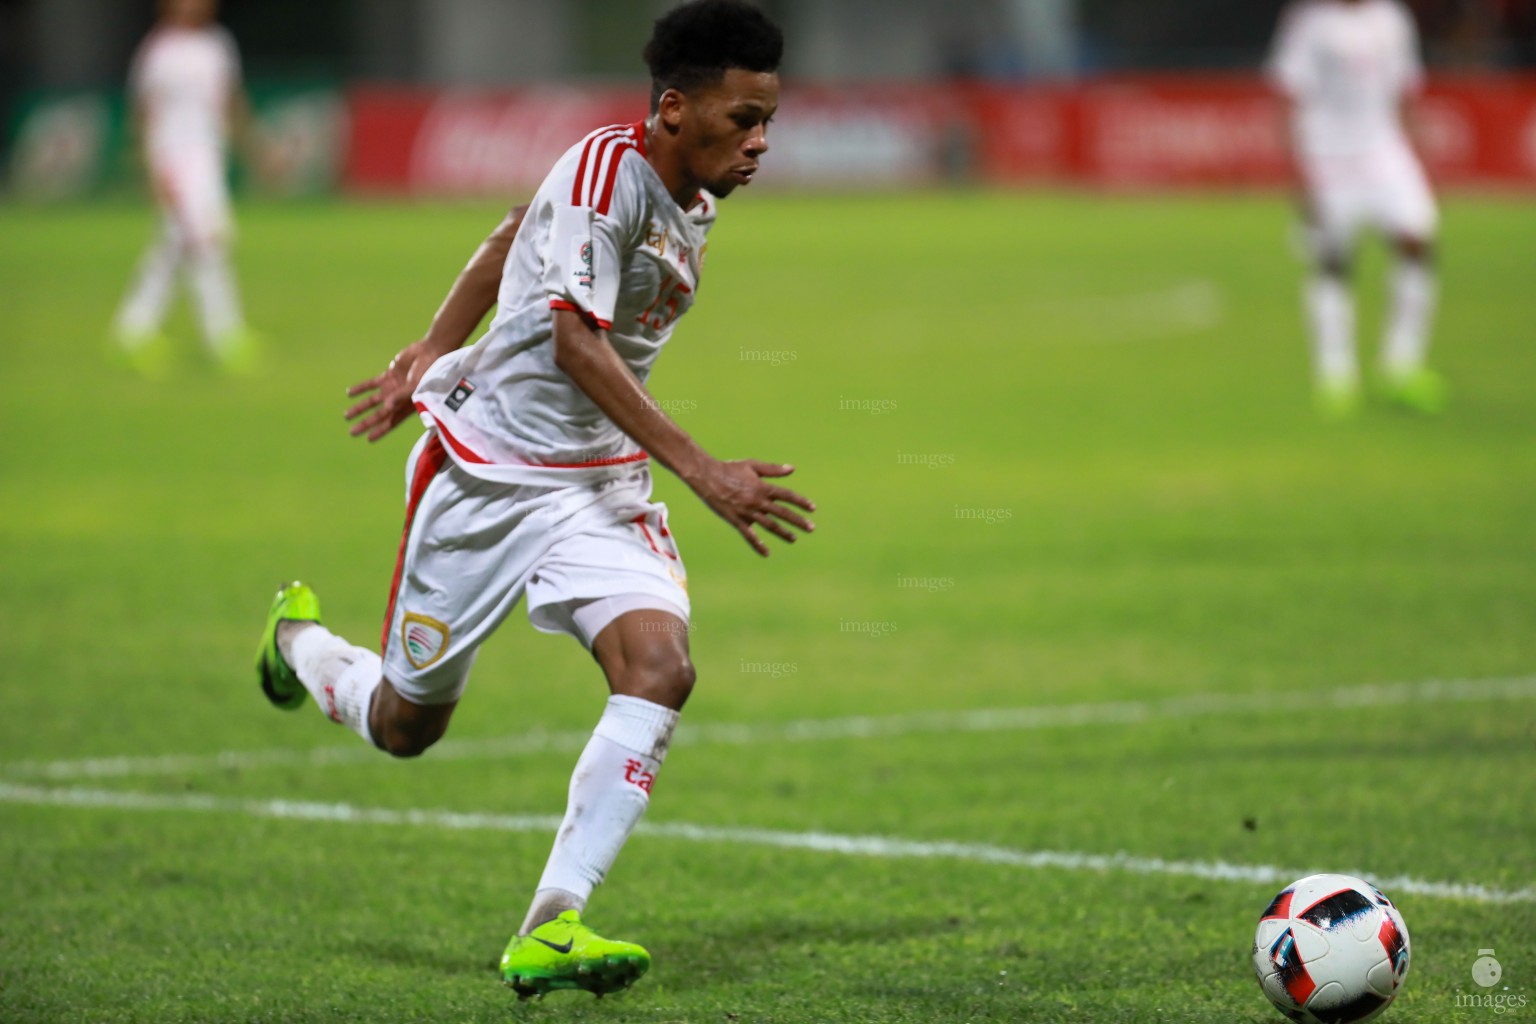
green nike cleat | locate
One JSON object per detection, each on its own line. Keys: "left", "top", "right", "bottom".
{"left": 213, "top": 327, "right": 265, "bottom": 376}
{"left": 500, "top": 910, "right": 650, "bottom": 1000}
{"left": 108, "top": 330, "right": 174, "bottom": 379}
{"left": 1376, "top": 367, "right": 1448, "bottom": 415}
{"left": 255, "top": 581, "right": 320, "bottom": 710}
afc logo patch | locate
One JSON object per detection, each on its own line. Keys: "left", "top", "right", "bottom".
{"left": 445, "top": 377, "right": 475, "bottom": 411}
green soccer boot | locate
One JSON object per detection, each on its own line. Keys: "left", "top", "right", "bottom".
{"left": 212, "top": 327, "right": 265, "bottom": 376}
{"left": 1376, "top": 366, "right": 1448, "bottom": 415}
{"left": 500, "top": 910, "right": 651, "bottom": 1000}
{"left": 255, "top": 581, "right": 321, "bottom": 710}
{"left": 108, "top": 330, "right": 174, "bottom": 379}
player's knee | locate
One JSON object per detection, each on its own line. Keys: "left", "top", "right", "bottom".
{"left": 623, "top": 645, "right": 696, "bottom": 710}
{"left": 369, "top": 690, "right": 452, "bottom": 759}
{"left": 374, "top": 718, "right": 446, "bottom": 759}
{"left": 1396, "top": 236, "right": 1434, "bottom": 264}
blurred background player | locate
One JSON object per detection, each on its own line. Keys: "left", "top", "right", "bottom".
{"left": 1270, "top": 0, "right": 1446, "bottom": 417}
{"left": 110, "top": 0, "right": 262, "bottom": 376}
{"left": 255, "top": 0, "right": 811, "bottom": 1000}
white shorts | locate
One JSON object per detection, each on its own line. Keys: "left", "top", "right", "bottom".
{"left": 1301, "top": 144, "right": 1438, "bottom": 253}
{"left": 149, "top": 150, "right": 233, "bottom": 248}
{"left": 380, "top": 431, "right": 691, "bottom": 705}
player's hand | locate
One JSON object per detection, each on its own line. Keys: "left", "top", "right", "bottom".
{"left": 690, "top": 459, "right": 815, "bottom": 557}
{"left": 344, "top": 338, "right": 441, "bottom": 442}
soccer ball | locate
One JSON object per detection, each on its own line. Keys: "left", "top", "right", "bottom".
{"left": 1252, "top": 873, "right": 1411, "bottom": 1024}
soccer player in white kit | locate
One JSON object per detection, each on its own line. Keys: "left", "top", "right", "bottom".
{"left": 1269, "top": 0, "right": 1446, "bottom": 415}
{"left": 112, "top": 0, "right": 260, "bottom": 375}
{"left": 254, "top": 0, "right": 811, "bottom": 999}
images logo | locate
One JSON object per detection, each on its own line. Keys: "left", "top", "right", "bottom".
{"left": 1476, "top": 951, "right": 1505, "bottom": 989}
{"left": 1456, "top": 949, "right": 1528, "bottom": 1015}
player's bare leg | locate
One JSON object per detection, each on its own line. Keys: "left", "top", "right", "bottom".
{"left": 1377, "top": 234, "right": 1445, "bottom": 413}
{"left": 502, "top": 607, "right": 691, "bottom": 997}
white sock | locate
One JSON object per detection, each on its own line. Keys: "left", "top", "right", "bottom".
{"left": 114, "top": 227, "right": 183, "bottom": 340}
{"left": 284, "top": 624, "right": 381, "bottom": 745}
{"left": 1305, "top": 274, "right": 1357, "bottom": 389}
{"left": 521, "top": 695, "right": 680, "bottom": 934}
{"left": 188, "top": 244, "right": 245, "bottom": 346}
{"left": 1381, "top": 259, "right": 1437, "bottom": 378}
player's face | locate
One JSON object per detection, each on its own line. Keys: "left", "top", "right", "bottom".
{"left": 672, "top": 69, "right": 779, "bottom": 198}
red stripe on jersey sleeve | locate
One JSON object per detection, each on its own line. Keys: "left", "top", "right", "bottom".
{"left": 572, "top": 125, "right": 633, "bottom": 209}
{"left": 571, "top": 131, "right": 602, "bottom": 206}
{"left": 549, "top": 298, "right": 613, "bottom": 331}
{"left": 595, "top": 139, "right": 635, "bottom": 217}
{"left": 587, "top": 133, "right": 626, "bottom": 214}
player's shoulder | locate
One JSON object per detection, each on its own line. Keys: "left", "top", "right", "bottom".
{"left": 132, "top": 26, "right": 171, "bottom": 66}
{"left": 565, "top": 121, "right": 650, "bottom": 218}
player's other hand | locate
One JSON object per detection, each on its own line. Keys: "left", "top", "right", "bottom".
{"left": 691, "top": 459, "right": 815, "bottom": 557}
{"left": 345, "top": 337, "right": 440, "bottom": 442}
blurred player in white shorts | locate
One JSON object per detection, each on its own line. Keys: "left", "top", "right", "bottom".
{"left": 1269, "top": 0, "right": 1446, "bottom": 415}
{"left": 112, "top": 0, "right": 261, "bottom": 376}
{"left": 253, "top": 0, "right": 814, "bottom": 1000}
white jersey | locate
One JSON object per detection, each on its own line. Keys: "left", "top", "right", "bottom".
{"left": 129, "top": 25, "right": 241, "bottom": 166}
{"left": 414, "top": 121, "right": 717, "bottom": 486}
{"left": 1268, "top": 0, "right": 1423, "bottom": 159}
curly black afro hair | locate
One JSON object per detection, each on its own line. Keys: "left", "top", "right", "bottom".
{"left": 643, "top": 0, "right": 784, "bottom": 111}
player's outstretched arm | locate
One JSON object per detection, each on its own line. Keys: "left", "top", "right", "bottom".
{"left": 345, "top": 204, "right": 529, "bottom": 441}
{"left": 551, "top": 309, "right": 815, "bottom": 557}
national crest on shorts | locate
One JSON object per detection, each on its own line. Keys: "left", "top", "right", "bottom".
{"left": 401, "top": 612, "right": 449, "bottom": 669}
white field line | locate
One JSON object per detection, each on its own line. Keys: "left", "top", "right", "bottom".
{"left": 1034, "top": 279, "right": 1225, "bottom": 343}
{"left": 1, "top": 781, "right": 1530, "bottom": 906}
{"left": 6, "top": 675, "right": 1535, "bottom": 782}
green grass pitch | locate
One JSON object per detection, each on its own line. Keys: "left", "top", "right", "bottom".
{"left": 0, "top": 191, "right": 1533, "bottom": 1023}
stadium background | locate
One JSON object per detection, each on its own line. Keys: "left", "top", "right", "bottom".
{"left": 5, "top": 0, "right": 1536, "bottom": 199}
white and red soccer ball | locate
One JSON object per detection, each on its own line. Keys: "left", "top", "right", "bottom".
{"left": 1252, "top": 873, "right": 1411, "bottom": 1024}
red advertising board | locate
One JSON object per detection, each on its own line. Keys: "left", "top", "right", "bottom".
{"left": 345, "top": 83, "right": 961, "bottom": 196}
{"left": 344, "top": 76, "right": 1536, "bottom": 196}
